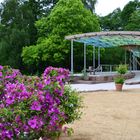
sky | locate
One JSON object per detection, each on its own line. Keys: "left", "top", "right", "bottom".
{"left": 0, "top": 0, "right": 134, "bottom": 17}
{"left": 95, "top": 0, "right": 134, "bottom": 16}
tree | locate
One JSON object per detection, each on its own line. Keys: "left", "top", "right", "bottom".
{"left": 100, "top": 8, "right": 122, "bottom": 31}
{"left": 22, "top": 0, "right": 100, "bottom": 73}
{"left": 121, "top": 0, "right": 140, "bottom": 28}
{"left": 0, "top": 0, "right": 61, "bottom": 71}
{"left": 34, "top": 0, "right": 59, "bottom": 16}
{"left": 0, "top": 0, "right": 31, "bottom": 69}
{"left": 82, "top": 0, "right": 97, "bottom": 13}
{"left": 125, "top": 10, "right": 140, "bottom": 31}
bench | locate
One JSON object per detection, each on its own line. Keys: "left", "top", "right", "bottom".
{"left": 86, "top": 65, "right": 102, "bottom": 75}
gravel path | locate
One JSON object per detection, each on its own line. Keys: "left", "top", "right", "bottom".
{"left": 61, "top": 89, "right": 140, "bottom": 140}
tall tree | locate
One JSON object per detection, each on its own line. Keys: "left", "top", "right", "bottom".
{"left": 22, "top": 0, "right": 100, "bottom": 73}
{"left": 82, "top": 0, "right": 97, "bottom": 13}
{"left": 0, "top": 0, "right": 58, "bottom": 70}
{"left": 100, "top": 8, "right": 122, "bottom": 31}
{"left": 125, "top": 10, "right": 140, "bottom": 31}
{"left": 121, "top": 0, "right": 140, "bottom": 28}
{"left": 0, "top": 0, "right": 31, "bottom": 68}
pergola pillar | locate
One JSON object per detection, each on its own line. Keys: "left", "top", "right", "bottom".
{"left": 133, "top": 53, "right": 135, "bottom": 70}
{"left": 133, "top": 53, "right": 138, "bottom": 70}
{"left": 98, "top": 47, "right": 101, "bottom": 66}
{"left": 93, "top": 46, "right": 95, "bottom": 68}
{"left": 71, "top": 39, "right": 74, "bottom": 75}
{"left": 125, "top": 49, "right": 127, "bottom": 65}
{"left": 84, "top": 43, "right": 86, "bottom": 73}
{"left": 129, "top": 51, "right": 132, "bottom": 71}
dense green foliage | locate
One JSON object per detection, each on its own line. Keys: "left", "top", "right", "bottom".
{"left": 22, "top": 0, "right": 100, "bottom": 73}
{"left": 116, "top": 64, "right": 128, "bottom": 75}
{"left": 0, "top": 0, "right": 45, "bottom": 70}
{"left": 114, "top": 76, "right": 125, "bottom": 84}
{"left": 0, "top": 0, "right": 60, "bottom": 71}
{"left": 100, "top": 8, "right": 122, "bottom": 31}
{"left": 121, "top": 0, "right": 140, "bottom": 28}
{"left": 0, "top": 0, "right": 99, "bottom": 73}
{"left": 101, "top": 47, "right": 126, "bottom": 66}
{"left": 125, "top": 10, "right": 140, "bottom": 31}
{"left": 0, "top": 0, "right": 140, "bottom": 73}
{"left": 60, "top": 85, "right": 83, "bottom": 124}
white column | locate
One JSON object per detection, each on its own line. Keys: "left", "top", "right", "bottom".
{"left": 93, "top": 46, "right": 95, "bottom": 68}
{"left": 84, "top": 43, "right": 86, "bottom": 73}
{"left": 125, "top": 49, "right": 127, "bottom": 65}
{"left": 71, "top": 40, "right": 74, "bottom": 74}
{"left": 133, "top": 53, "right": 135, "bottom": 70}
{"left": 98, "top": 47, "right": 101, "bottom": 66}
{"left": 129, "top": 51, "right": 132, "bottom": 71}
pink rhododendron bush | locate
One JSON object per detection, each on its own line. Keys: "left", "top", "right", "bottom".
{"left": 0, "top": 66, "right": 82, "bottom": 140}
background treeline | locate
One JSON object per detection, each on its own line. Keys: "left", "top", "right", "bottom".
{"left": 0, "top": 0, "right": 140, "bottom": 74}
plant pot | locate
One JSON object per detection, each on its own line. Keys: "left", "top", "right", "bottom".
{"left": 115, "top": 83, "right": 123, "bottom": 91}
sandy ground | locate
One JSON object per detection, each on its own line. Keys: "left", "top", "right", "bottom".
{"left": 61, "top": 89, "right": 140, "bottom": 140}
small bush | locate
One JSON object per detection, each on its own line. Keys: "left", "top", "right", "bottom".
{"left": 114, "top": 64, "right": 127, "bottom": 85}
{"left": 116, "top": 64, "right": 127, "bottom": 75}
{"left": 114, "top": 77, "right": 125, "bottom": 84}
{"left": 60, "top": 85, "right": 83, "bottom": 124}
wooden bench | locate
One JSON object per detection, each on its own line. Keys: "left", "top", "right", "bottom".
{"left": 86, "top": 65, "right": 102, "bottom": 75}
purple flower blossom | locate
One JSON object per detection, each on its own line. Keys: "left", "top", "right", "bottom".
{"left": 0, "top": 103, "right": 4, "bottom": 108}
{"left": 14, "top": 128, "right": 20, "bottom": 135}
{"left": 44, "top": 77, "right": 51, "bottom": 85}
{"left": 5, "top": 96, "right": 15, "bottom": 105}
{"left": 1, "top": 130, "right": 13, "bottom": 139}
{"left": 0, "top": 72, "right": 2, "bottom": 77}
{"left": 30, "top": 101, "right": 42, "bottom": 111}
{"left": 28, "top": 118, "right": 37, "bottom": 129}
{"left": 0, "top": 65, "right": 3, "bottom": 70}
{"left": 23, "top": 124, "right": 29, "bottom": 132}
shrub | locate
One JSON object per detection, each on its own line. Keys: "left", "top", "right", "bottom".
{"left": 114, "top": 64, "right": 128, "bottom": 85}
{"left": 116, "top": 64, "right": 127, "bottom": 75}
{"left": 60, "top": 85, "right": 83, "bottom": 124}
{"left": 0, "top": 66, "right": 82, "bottom": 139}
{"left": 114, "top": 77, "right": 125, "bottom": 84}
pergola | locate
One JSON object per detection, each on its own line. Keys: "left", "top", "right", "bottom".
{"left": 65, "top": 31, "right": 140, "bottom": 74}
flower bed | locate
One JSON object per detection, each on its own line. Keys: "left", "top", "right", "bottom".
{"left": 0, "top": 66, "right": 82, "bottom": 139}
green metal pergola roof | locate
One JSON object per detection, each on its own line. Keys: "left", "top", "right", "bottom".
{"left": 65, "top": 31, "right": 140, "bottom": 48}
{"left": 74, "top": 36, "right": 140, "bottom": 48}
